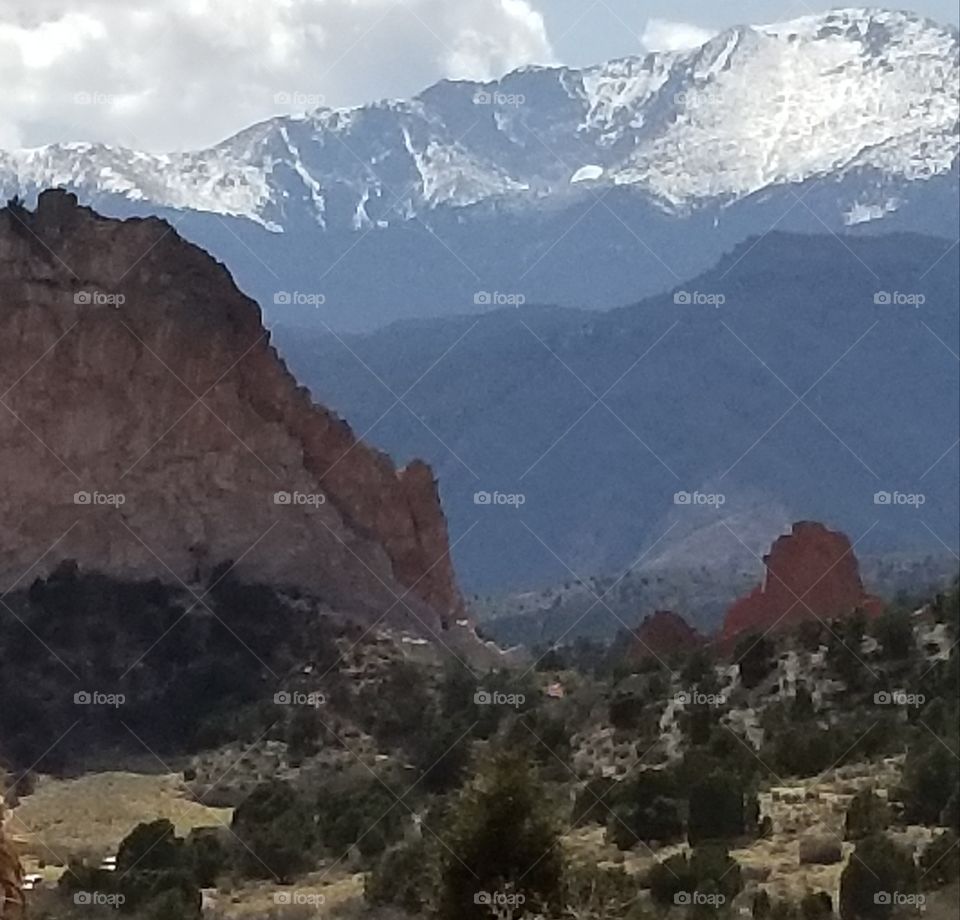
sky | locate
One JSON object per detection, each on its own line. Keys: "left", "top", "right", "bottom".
{"left": 0, "top": 0, "right": 956, "bottom": 153}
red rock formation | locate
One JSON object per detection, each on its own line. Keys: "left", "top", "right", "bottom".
{"left": 632, "top": 610, "right": 704, "bottom": 660}
{"left": 721, "top": 521, "right": 881, "bottom": 644}
{"left": 0, "top": 190, "right": 462, "bottom": 627}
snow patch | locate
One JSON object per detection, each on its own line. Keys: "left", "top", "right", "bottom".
{"left": 570, "top": 164, "right": 604, "bottom": 183}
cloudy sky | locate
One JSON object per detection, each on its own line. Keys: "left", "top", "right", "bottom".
{"left": 1, "top": 0, "right": 956, "bottom": 152}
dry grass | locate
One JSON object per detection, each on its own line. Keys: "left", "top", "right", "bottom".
{"left": 206, "top": 871, "right": 365, "bottom": 918}
{"left": 10, "top": 771, "right": 232, "bottom": 872}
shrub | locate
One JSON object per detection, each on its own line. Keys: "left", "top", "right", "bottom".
{"left": 231, "top": 780, "right": 315, "bottom": 881}
{"left": 185, "top": 830, "right": 229, "bottom": 888}
{"left": 119, "top": 871, "right": 201, "bottom": 918}
{"left": 900, "top": 738, "right": 960, "bottom": 825}
{"left": 844, "top": 791, "right": 890, "bottom": 841}
{"left": 366, "top": 838, "right": 435, "bottom": 914}
{"left": 315, "top": 780, "right": 406, "bottom": 858}
{"left": 919, "top": 832, "right": 959, "bottom": 888}
{"left": 688, "top": 770, "right": 745, "bottom": 845}
{"left": 801, "top": 893, "right": 833, "bottom": 920}
{"left": 609, "top": 691, "right": 646, "bottom": 731}
{"left": 571, "top": 777, "right": 617, "bottom": 828}
{"left": 871, "top": 610, "right": 915, "bottom": 661}
{"left": 117, "top": 820, "right": 183, "bottom": 873}
{"left": 839, "top": 834, "right": 917, "bottom": 920}
{"left": 438, "top": 752, "right": 563, "bottom": 920}
{"left": 564, "top": 863, "right": 643, "bottom": 919}
{"left": 110, "top": 820, "right": 202, "bottom": 917}
{"left": 765, "top": 723, "right": 836, "bottom": 778}
{"left": 647, "top": 844, "right": 742, "bottom": 910}
{"left": 735, "top": 633, "right": 775, "bottom": 690}
{"left": 606, "top": 769, "right": 683, "bottom": 850}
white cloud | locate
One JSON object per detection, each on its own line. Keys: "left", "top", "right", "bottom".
{"left": 640, "top": 17, "right": 716, "bottom": 53}
{"left": 0, "top": 0, "right": 554, "bottom": 152}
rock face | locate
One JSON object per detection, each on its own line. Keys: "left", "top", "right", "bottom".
{"left": 632, "top": 610, "right": 703, "bottom": 660}
{"left": 722, "top": 522, "right": 881, "bottom": 644}
{"left": 0, "top": 190, "right": 462, "bottom": 627}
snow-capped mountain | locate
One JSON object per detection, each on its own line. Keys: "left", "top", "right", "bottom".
{"left": 2, "top": 8, "right": 957, "bottom": 329}
{"left": 4, "top": 8, "right": 956, "bottom": 228}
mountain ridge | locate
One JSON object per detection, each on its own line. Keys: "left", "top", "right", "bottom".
{"left": 273, "top": 229, "right": 959, "bottom": 591}
{"left": 1, "top": 6, "right": 956, "bottom": 331}
{"left": 2, "top": 7, "right": 956, "bottom": 231}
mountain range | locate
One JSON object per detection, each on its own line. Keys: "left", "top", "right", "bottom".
{"left": 1, "top": 7, "right": 958, "bottom": 330}
{"left": 274, "top": 231, "right": 959, "bottom": 593}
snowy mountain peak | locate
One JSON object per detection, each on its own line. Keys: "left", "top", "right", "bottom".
{"left": 1, "top": 8, "right": 956, "bottom": 231}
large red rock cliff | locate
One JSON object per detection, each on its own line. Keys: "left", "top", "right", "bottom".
{"left": 0, "top": 190, "right": 462, "bottom": 627}
{"left": 721, "top": 521, "right": 881, "bottom": 644}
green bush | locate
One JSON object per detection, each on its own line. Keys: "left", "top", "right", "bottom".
{"left": 900, "top": 737, "right": 960, "bottom": 825}
{"left": 605, "top": 769, "right": 683, "bottom": 850}
{"left": 688, "top": 770, "right": 745, "bottom": 845}
{"left": 647, "top": 844, "right": 742, "bottom": 910}
{"left": 185, "top": 831, "right": 229, "bottom": 888}
{"left": 839, "top": 834, "right": 917, "bottom": 920}
{"left": 366, "top": 838, "right": 435, "bottom": 914}
{"left": 801, "top": 891, "right": 833, "bottom": 920}
{"left": 231, "top": 780, "right": 315, "bottom": 881}
{"left": 118, "top": 869, "right": 200, "bottom": 918}
{"left": 315, "top": 780, "right": 406, "bottom": 858}
{"left": 870, "top": 610, "right": 915, "bottom": 662}
{"left": 764, "top": 723, "right": 837, "bottom": 778}
{"left": 735, "top": 633, "right": 775, "bottom": 690}
{"left": 117, "top": 820, "right": 183, "bottom": 873}
{"left": 438, "top": 752, "right": 563, "bottom": 920}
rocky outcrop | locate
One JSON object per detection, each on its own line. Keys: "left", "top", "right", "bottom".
{"left": 631, "top": 610, "right": 703, "bottom": 660}
{"left": 721, "top": 522, "right": 881, "bottom": 644}
{"left": 0, "top": 190, "right": 462, "bottom": 627}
